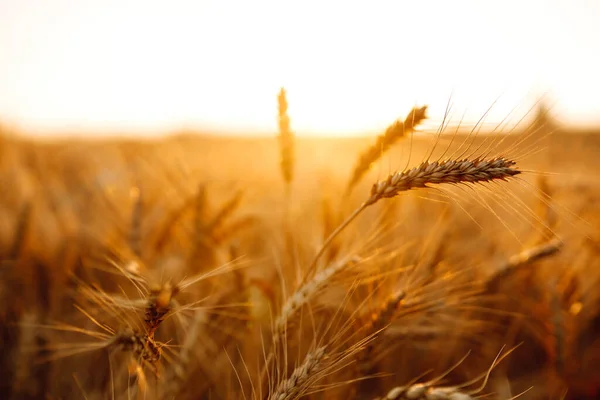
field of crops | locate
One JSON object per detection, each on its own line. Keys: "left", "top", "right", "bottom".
{"left": 1, "top": 106, "right": 600, "bottom": 399}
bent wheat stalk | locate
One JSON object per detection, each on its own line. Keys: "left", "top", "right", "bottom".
{"left": 307, "top": 156, "right": 521, "bottom": 279}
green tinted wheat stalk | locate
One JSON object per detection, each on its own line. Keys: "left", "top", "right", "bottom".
{"left": 346, "top": 106, "right": 428, "bottom": 196}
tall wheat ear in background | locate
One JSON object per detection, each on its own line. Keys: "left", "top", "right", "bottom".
{"left": 1, "top": 91, "right": 597, "bottom": 400}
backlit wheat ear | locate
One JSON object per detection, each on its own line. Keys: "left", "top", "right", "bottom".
{"left": 366, "top": 157, "right": 520, "bottom": 206}
{"left": 260, "top": 256, "right": 361, "bottom": 386}
{"left": 268, "top": 345, "right": 327, "bottom": 400}
{"left": 308, "top": 156, "right": 521, "bottom": 278}
{"left": 277, "top": 87, "right": 295, "bottom": 187}
{"left": 346, "top": 105, "right": 428, "bottom": 195}
{"left": 274, "top": 256, "right": 360, "bottom": 341}
{"left": 484, "top": 236, "right": 562, "bottom": 292}
{"left": 372, "top": 345, "right": 523, "bottom": 400}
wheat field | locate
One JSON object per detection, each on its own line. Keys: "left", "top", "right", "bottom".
{"left": 1, "top": 98, "right": 600, "bottom": 400}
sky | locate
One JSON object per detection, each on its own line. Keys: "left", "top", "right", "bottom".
{"left": 0, "top": 0, "right": 599, "bottom": 137}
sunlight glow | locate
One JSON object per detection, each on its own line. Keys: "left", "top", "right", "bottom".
{"left": 0, "top": 0, "right": 599, "bottom": 136}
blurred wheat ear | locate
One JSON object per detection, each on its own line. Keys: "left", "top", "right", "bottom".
{"left": 346, "top": 105, "right": 428, "bottom": 197}
{"left": 277, "top": 87, "right": 295, "bottom": 190}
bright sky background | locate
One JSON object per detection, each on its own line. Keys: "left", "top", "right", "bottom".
{"left": 0, "top": 0, "right": 599, "bottom": 137}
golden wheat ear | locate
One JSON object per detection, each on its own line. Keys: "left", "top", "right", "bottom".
{"left": 366, "top": 157, "right": 520, "bottom": 206}
{"left": 346, "top": 105, "right": 428, "bottom": 196}
{"left": 307, "top": 155, "right": 521, "bottom": 280}
{"left": 277, "top": 87, "right": 295, "bottom": 189}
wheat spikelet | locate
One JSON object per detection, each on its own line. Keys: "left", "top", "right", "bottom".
{"left": 372, "top": 384, "right": 475, "bottom": 400}
{"left": 144, "top": 281, "right": 179, "bottom": 338}
{"left": 260, "top": 257, "right": 360, "bottom": 386}
{"left": 269, "top": 345, "right": 327, "bottom": 400}
{"left": 484, "top": 237, "right": 562, "bottom": 292}
{"left": 372, "top": 345, "right": 521, "bottom": 400}
{"left": 113, "top": 329, "right": 162, "bottom": 365}
{"left": 347, "top": 106, "right": 428, "bottom": 194}
{"left": 366, "top": 157, "right": 521, "bottom": 206}
{"left": 274, "top": 256, "right": 360, "bottom": 343}
{"left": 278, "top": 87, "right": 295, "bottom": 187}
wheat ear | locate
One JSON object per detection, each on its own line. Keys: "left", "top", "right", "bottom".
{"left": 277, "top": 87, "right": 295, "bottom": 188}
{"left": 268, "top": 345, "right": 327, "bottom": 400}
{"left": 307, "top": 156, "right": 520, "bottom": 279}
{"left": 485, "top": 236, "right": 562, "bottom": 291}
{"left": 366, "top": 157, "right": 520, "bottom": 205}
{"left": 372, "top": 345, "right": 522, "bottom": 400}
{"left": 274, "top": 257, "right": 360, "bottom": 343}
{"left": 346, "top": 105, "right": 428, "bottom": 195}
{"left": 261, "top": 257, "right": 360, "bottom": 384}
